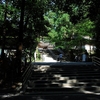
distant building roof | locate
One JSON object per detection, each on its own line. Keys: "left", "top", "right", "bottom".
{"left": 37, "top": 41, "right": 49, "bottom": 48}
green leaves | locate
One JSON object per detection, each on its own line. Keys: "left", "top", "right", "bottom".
{"left": 44, "top": 10, "right": 73, "bottom": 48}
{"left": 75, "top": 18, "right": 95, "bottom": 37}
{"left": 0, "top": 0, "right": 97, "bottom": 53}
{"left": 44, "top": 9, "right": 95, "bottom": 50}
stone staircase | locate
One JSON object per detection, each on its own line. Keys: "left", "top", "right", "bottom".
{"left": 23, "top": 64, "right": 100, "bottom": 99}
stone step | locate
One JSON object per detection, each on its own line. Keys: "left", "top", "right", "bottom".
{"left": 26, "top": 86, "right": 78, "bottom": 92}
{"left": 2, "top": 93, "right": 100, "bottom": 100}
{"left": 32, "top": 68, "right": 99, "bottom": 73}
{"left": 24, "top": 63, "right": 100, "bottom": 99}
{"left": 30, "top": 74, "right": 100, "bottom": 78}
{"left": 32, "top": 69, "right": 100, "bottom": 73}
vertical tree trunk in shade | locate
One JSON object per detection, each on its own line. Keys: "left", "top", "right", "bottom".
{"left": 1, "top": 1, "right": 7, "bottom": 60}
{"left": 95, "top": 14, "right": 100, "bottom": 57}
{"left": 95, "top": 34, "right": 100, "bottom": 57}
{"left": 16, "top": 0, "right": 25, "bottom": 77}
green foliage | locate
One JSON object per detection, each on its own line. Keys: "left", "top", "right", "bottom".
{"left": 0, "top": 4, "right": 4, "bottom": 21}
{"left": 44, "top": 11, "right": 73, "bottom": 48}
{"left": 44, "top": 9, "right": 95, "bottom": 50}
{"left": 0, "top": 0, "right": 98, "bottom": 55}
{"left": 75, "top": 18, "right": 95, "bottom": 37}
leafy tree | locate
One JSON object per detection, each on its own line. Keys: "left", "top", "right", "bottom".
{"left": 63, "top": 0, "right": 92, "bottom": 24}
{"left": 44, "top": 8, "right": 95, "bottom": 51}
{"left": 44, "top": 11, "right": 73, "bottom": 49}
{"left": 72, "top": 18, "right": 95, "bottom": 49}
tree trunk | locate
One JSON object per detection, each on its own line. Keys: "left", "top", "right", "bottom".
{"left": 1, "top": 1, "right": 7, "bottom": 60}
{"left": 95, "top": 15, "right": 100, "bottom": 57}
{"left": 16, "top": 0, "right": 25, "bottom": 77}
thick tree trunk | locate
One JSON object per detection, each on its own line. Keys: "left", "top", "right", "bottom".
{"left": 16, "top": 0, "right": 25, "bottom": 77}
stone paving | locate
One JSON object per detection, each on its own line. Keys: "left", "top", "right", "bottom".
{"left": 42, "top": 54, "right": 57, "bottom": 62}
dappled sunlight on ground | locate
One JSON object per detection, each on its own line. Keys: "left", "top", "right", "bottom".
{"left": 34, "top": 65, "right": 50, "bottom": 72}
{"left": 0, "top": 64, "right": 100, "bottom": 100}
{"left": 31, "top": 64, "right": 100, "bottom": 96}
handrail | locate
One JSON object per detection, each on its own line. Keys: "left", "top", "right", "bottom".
{"left": 92, "top": 56, "right": 100, "bottom": 66}
{"left": 21, "top": 61, "right": 34, "bottom": 92}
{"left": 47, "top": 49, "right": 57, "bottom": 60}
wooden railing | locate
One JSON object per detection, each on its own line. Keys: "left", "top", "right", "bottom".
{"left": 92, "top": 56, "right": 100, "bottom": 66}
{"left": 21, "top": 62, "right": 33, "bottom": 92}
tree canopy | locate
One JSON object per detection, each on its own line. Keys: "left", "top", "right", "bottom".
{"left": 0, "top": 0, "right": 100, "bottom": 57}
{"left": 44, "top": 10, "right": 95, "bottom": 50}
